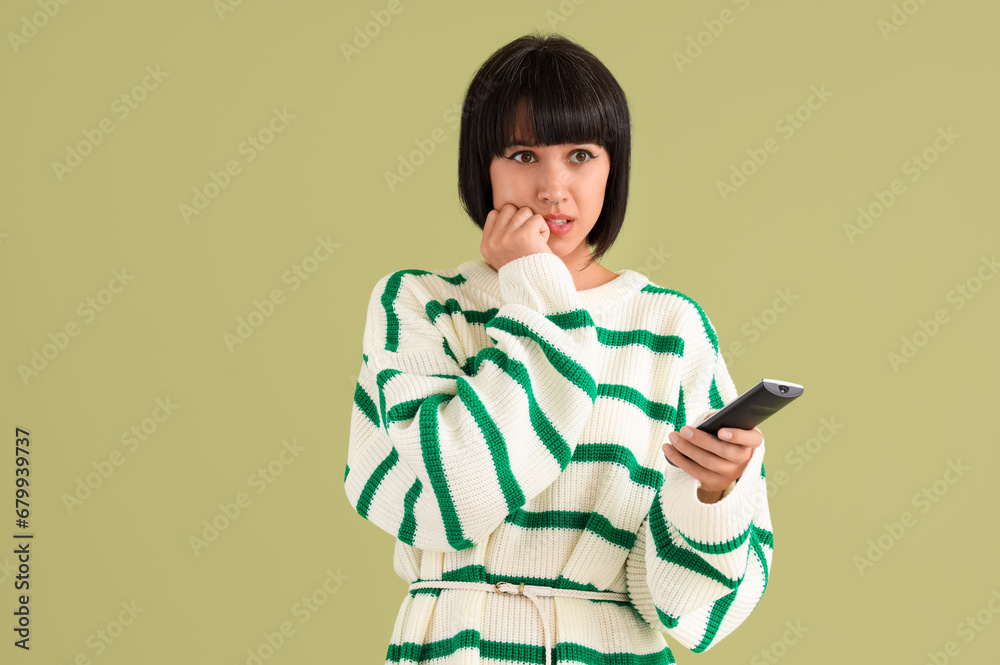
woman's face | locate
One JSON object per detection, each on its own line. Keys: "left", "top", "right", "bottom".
{"left": 488, "top": 137, "right": 610, "bottom": 264}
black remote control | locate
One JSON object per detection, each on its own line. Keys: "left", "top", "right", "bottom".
{"left": 695, "top": 378, "right": 804, "bottom": 437}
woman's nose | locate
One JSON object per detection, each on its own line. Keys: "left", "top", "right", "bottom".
{"left": 537, "top": 164, "right": 568, "bottom": 204}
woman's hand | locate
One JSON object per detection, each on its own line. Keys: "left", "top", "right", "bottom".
{"left": 481, "top": 203, "right": 554, "bottom": 271}
{"left": 662, "top": 425, "right": 763, "bottom": 502}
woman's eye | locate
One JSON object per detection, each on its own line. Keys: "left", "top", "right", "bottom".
{"left": 508, "top": 149, "right": 596, "bottom": 164}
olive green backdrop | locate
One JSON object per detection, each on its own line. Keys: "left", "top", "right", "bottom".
{"left": 1, "top": 0, "right": 998, "bottom": 663}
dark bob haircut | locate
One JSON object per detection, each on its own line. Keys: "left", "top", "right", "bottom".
{"left": 457, "top": 31, "right": 632, "bottom": 264}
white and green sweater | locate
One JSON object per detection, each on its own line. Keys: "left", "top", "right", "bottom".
{"left": 344, "top": 252, "right": 773, "bottom": 664}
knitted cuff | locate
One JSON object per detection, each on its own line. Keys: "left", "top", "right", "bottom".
{"left": 496, "top": 253, "right": 580, "bottom": 314}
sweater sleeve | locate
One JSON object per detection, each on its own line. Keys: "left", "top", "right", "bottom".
{"left": 344, "top": 253, "right": 602, "bottom": 553}
{"left": 624, "top": 305, "right": 774, "bottom": 652}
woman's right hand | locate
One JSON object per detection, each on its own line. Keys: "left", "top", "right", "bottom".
{"left": 481, "top": 203, "right": 554, "bottom": 271}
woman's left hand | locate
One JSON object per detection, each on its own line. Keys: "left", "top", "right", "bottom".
{"left": 662, "top": 425, "right": 763, "bottom": 498}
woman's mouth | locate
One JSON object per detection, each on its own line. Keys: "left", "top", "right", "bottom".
{"left": 545, "top": 219, "right": 574, "bottom": 235}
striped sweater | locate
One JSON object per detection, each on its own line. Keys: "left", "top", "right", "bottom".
{"left": 344, "top": 252, "right": 774, "bottom": 664}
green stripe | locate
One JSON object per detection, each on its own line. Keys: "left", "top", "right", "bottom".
{"left": 657, "top": 605, "right": 679, "bottom": 629}
{"left": 386, "top": 631, "right": 676, "bottom": 664}
{"left": 647, "top": 494, "right": 743, "bottom": 590}
{"left": 597, "top": 326, "right": 685, "bottom": 355}
{"left": 353, "top": 381, "right": 380, "bottom": 428}
{"left": 381, "top": 275, "right": 707, "bottom": 363}
{"left": 376, "top": 306, "right": 598, "bottom": 472}
{"left": 641, "top": 284, "right": 719, "bottom": 354}
{"left": 571, "top": 443, "right": 663, "bottom": 490}
{"left": 386, "top": 397, "right": 423, "bottom": 423}
{"left": 379, "top": 271, "right": 416, "bottom": 353}
{"left": 373, "top": 324, "right": 603, "bottom": 548}
{"left": 376, "top": 368, "right": 403, "bottom": 429}
{"left": 409, "top": 565, "right": 630, "bottom": 599}
{"left": 382, "top": 351, "right": 575, "bottom": 472}
{"left": 441, "top": 336, "right": 459, "bottom": 365}
{"left": 692, "top": 590, "right": 737, "bottom": 653}
{"left": 677, "top": 524, "right": 751, "bottom": 555}
{"left": 467, "top": 348, "right": 577, "bottom": 468}
{"left": 545, "top": 308, "right": 597, "bottom": 330}
{"left": 418, "top": 392, "right": 474, "bottom": 550}
{"left": 425, "top": 297, "right": 686, "bottom": 357}
{"left": 504, "top": 508, "right": 636, "bottom": 550}
{"left": 753, "top": 524, "right": 774, "bottom": 549}
{"left": 378, "top": 270, "right": 467, "bottom": 352}
{"left": 486, "top": 314, "right": 597, "bottom": 398}
{"left": 456, "top": 378, "right": 525, "bottom": 513}
{"left": 676, "top": 385, "right": 686, "bottom": 431}
{"left": 752, "top": 538, "right": 770, "bottom": 590}
{"left": 343, "top": 464, "right": 349, "bottom": 481}
{"left": 598, "top": 383, "right": 677, "bottom": 423}
{"left": 425, "top": 297, "right": 498, "bottom": 327}
{"left": 398, "top": 479, "right": 421, "bottom": 545}
{"left": 356, "top": 447, "right": 398, "bottom": 519}
{"left": 561, "top": 642, "right": 675, "bottom": 665}
{"left": 709, "top": 373, "right": 724, "bottom": 409}
{"left": 674, "top": 373, "right": 725, "bottom": 429}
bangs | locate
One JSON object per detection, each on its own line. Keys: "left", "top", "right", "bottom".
{"left": 489, "top": 87, "right": 614, "bottom": 157}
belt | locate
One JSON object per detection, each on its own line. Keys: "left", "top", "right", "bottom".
{"left": 407, "top": 580, "right": 630, "bottom": 665}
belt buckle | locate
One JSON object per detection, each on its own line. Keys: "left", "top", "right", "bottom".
{"left": 494, "top": 581, "right": 523, "bottom": 596}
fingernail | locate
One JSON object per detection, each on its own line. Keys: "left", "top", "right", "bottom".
{"left": 719, "top": 430, "right": 732, "bottom": 439}
{"left": 681, "top": 427, "right": 693, "bottom": 438}
{"left": 668, "top": 432, "right": 678, "bottom": 444}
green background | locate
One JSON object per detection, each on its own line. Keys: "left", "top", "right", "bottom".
{"left": 2, "top": 0, "right": 998, "bottom": 663}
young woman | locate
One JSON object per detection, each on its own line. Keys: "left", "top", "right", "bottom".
{"left": 345, "top": 31, "right": 773, "bottom": 665}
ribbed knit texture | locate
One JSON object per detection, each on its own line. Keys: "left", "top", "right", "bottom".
{"left": 344, "top": 252, "right": 774, "bottom": 664}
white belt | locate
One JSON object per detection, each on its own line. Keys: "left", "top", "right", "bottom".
{"left": 407, "top": 580, "right": 630, "bottom": 665}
